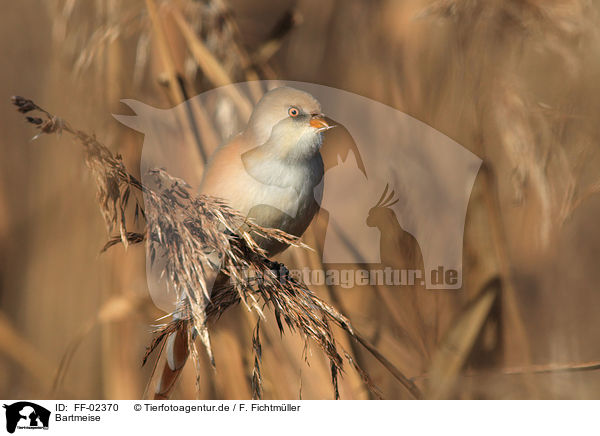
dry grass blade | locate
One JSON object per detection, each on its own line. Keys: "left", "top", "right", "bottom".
{"left": 426, "top": 277, "right": 500, "bottom": 399}
{"left": 343, "top": 350, "right": 383, "bottom": 400}
{"left": 251, "top": 320, "right": 263, "bottom": 400}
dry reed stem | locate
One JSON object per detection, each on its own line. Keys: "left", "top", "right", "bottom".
{"left": 301, "top": 225, "right": 422, "bottom": 399}
{"left": 145, "top": 0, "right": 208, "bottom": 165}
{"left": 475, "top": 161, "right": 538, "bottom": 396}
{"left": 0, "top": 311, "right": 56, "bottom": 392}
{"left": 145, "top": 0, "right": 185, "bottom": 105}
{"left": 421, "top": 1, "right": 592, "bottom": 397}
{"left": 324, "top": 220, "right": 430, "bottom": 360}
{"left": 250, "top": 9, "right": 303, "bottom": 66}
{"left": 52, "top": 293, "right": 145, "bottom": 395}
{"left": 415, "top": 359, "right": 600, "bottom": 382}
{"left": 500, "top": 361, "right": 600, "bottom": 376}
{"left": 170, "top": 7, "right": 253, "bottom": 119}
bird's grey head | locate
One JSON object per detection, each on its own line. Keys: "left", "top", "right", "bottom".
{"left": 246, "top": 87, "right": 332, "bottom": 160}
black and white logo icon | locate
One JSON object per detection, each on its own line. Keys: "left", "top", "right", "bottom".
{"left": 3, "top": 402, "right": 50, "bottom": 434}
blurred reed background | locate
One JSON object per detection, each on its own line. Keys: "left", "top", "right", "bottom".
{"left": 1, "top": 0, "right": 600, "bottom": 399}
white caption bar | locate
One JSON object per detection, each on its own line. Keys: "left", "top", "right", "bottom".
{"left": 0, "top": 400, "right": 597, "bottom": 435}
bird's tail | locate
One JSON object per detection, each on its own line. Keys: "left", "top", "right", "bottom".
{"left": 153, "top": 320, "right": 190, "bottom": 399}
{"left": 148, "top": 270, "right": 229, "bottom": 399}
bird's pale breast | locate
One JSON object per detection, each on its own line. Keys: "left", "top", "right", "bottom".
{"left": 199, "top": 134, "right": 323, "bottom": 256}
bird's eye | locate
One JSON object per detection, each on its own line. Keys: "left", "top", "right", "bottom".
{"left": 288, "top": 106, "right": 300, "bottom": 117}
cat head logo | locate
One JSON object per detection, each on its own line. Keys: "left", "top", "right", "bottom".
{"left": 114, "top": 81, "right": 481, "bottom": 311}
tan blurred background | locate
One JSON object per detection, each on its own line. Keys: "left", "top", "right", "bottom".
{"left": 1, "top": 0, "right": 600, "bottom": 399}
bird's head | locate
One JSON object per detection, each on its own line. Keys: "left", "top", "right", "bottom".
{"left": 246, "top": 87, "right": 333, "bottom": 161}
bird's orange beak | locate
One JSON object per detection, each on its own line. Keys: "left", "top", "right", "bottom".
{"left": 309, "top": 115, "right": 331, "bottom": 130}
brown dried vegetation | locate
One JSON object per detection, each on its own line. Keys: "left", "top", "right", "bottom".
{"left": 3, "top": 0, "right": 600, "bottom": 399}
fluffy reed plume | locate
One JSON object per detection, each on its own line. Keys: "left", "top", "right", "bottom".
{"left": 11, "top": 95, "right": 419, "bottom": 400}
{"left": 420, "top": 0, "right": 596, "bottom": 248}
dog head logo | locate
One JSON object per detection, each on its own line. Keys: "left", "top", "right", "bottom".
{"left": 3, "top": 402, "right": 50, "bottom": 433}
{"left": 114, "top": 81, "right": 481, "bottom": 312}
